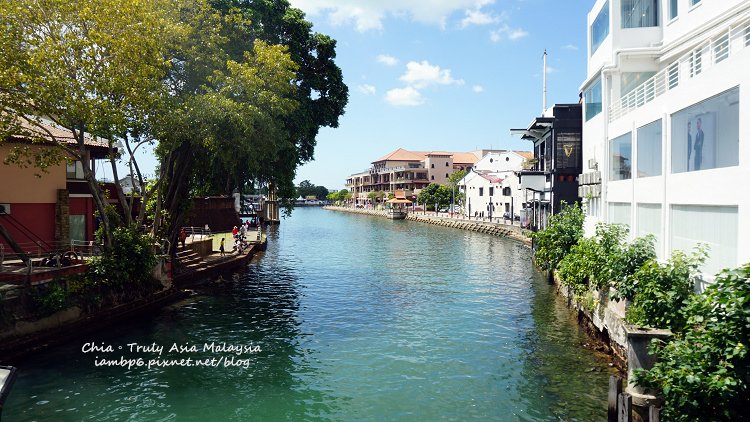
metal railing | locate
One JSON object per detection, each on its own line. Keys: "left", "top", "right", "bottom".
{"left": 183, "top": 226, "right": 212, "bottom": 239}
{"left": 609, "top": 17, "right": 750, "bottom": 122}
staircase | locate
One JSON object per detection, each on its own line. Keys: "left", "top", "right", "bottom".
{"left": 175, "top": 248, "right": 207, "bottom": 273}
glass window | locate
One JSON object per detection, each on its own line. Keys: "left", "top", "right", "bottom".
{"left": 69, "top": 215, "right": 86, "bottom": 242}
{"left": 610, "top": 132, "right": 632, "bottom": 181}
{"left": 671, "top": 87, "right": 739, "bottom": 173}
{"left": 637, "top": 203, "right": 662, "bottom": 258}
{"left": 669, "top": 0, "right": 678, "bottom": 20}
{"left": 667, "top": 62, "right": 679, "bottom": 90}
{"left": 608, "top": 202, "right": 631, "bottom": 227}
{"left": 690, "top": 0, "right": 701, "bottom": 6}
{"left": 671, "top": 205, "right": 737, "bottom": 274}
{"left": 713, "top": 34, "right": 729, "bottom": 64}
{"left": 591, "top": 1, "right": 610, "bottom": 54}
{"left": 622, "top": 0, "right": 658, "bottom": 28}
{"left": 489, "top": 187, "right": 494, "bottom": 196}
{"left": 584, "top": 78, "right": 603, "bottom": 121}
{"left": 479, "top": 187, "right": 483, "bottom": 196}
{"left": 621, "top": 72, "right": 657, "bottom": 96}
{"left": 637, "top": 119, "right": 662, "bottom": 177}
{"left": 66, "top": 161, "right": 84, "bottom": 179}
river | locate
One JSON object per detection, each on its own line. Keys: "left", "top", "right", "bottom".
{"left": 5, "top": 207, "right": 611, "bottom": 421}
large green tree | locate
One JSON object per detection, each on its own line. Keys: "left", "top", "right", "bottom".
{"left": 417, "top": 183, "right": 452, "bottom": 210}
{"left": 0, "top": 0, "right": 174, "bottom": 249}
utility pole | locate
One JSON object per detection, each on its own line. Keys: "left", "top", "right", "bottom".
{"left": 543, "top": 49, "right": 548, "bottom": 114}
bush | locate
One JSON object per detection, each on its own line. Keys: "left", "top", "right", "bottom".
{"left": 635, "top": 263, "right": 750, "bottom": 421}
{"left": 619, "top": 247, "right": 706, "bottom": 332}
{"left": 532, "top": 202, "right": 584, "bottom": 271}
{"left": 30, "top": 281, "right": 69, "bottom": 316}
{"left": 556, "top": 223, "right": 655, "bottom": 296}
{"left": 89, "top": 226, "right": 158, "bottom": 289}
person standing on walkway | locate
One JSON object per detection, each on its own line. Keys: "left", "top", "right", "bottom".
{"left": 179, "top": 227, "right": 187, "bottom": 249}
{"left": 220, "top": 238, "right": 225, "bottom": 257}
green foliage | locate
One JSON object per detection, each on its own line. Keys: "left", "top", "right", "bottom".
{"left": 297, "top": 180, "right": 329, "bottom": 200}
{"left": 30, "top": 282, "right": 69, "bottom": 316}
{"left": 621, "top": 248, "right": 706, "bottom": 331}
{"left": 635, "top": 263, "right": 750, "bottom": 421}
{"left": 556, "top": 223, "right": 656, "bottom": 296}
{"left": 89, "top": 226, "right": 158, "bottom": 289}
{"left": 417, "top": 183, "right": 452, "bottom": 210}
{"left": 532, "top": 202, "right": 584, "bottom": 271}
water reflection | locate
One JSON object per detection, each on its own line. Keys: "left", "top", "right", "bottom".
{"left": 5, "top": 208, "right": 608, "bottom": 420}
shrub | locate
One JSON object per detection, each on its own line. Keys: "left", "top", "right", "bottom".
{"left": 619, "top": 247, "right": 706, "bottom": 332}
{"left": 635, "top": 262, "right": 750, "bottom": 421}
{"left": 532, "top": 202, "right": 584, "bottom": 271}
{"left": 89, "top": 226, "right": 158, "bottom": 289}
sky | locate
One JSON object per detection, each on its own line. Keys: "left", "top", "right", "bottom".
{"left": 101, "top": 0, "right": 593, "bottom": 192}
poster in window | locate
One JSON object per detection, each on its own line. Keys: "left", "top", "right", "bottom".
{"left": 688, "top": 112, "right": 715, "bottom": 171}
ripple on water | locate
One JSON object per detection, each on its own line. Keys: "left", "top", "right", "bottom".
{"left": 5, "top": 208, "right": 610, "bottom": 421}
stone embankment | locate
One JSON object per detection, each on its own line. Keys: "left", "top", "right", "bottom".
{"left": 324, "top": 206, "right": 531, "bottom": 247}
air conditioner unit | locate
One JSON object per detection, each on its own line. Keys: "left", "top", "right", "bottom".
{"left": 0, "top": 204, "right": 9, "bottom": 214}
{"left": 588, "top": 158, "right": 598, "bottom": 170}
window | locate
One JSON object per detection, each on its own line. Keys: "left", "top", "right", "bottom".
{"left": 445, "top": 173, "right": 449, "bottom": 178}
{"left": 671, "top": 87, "right": 739, "bottom": 173}
{"left": 622, "top": 0, "right": 658, "bottom": 28}
{"left": 621, "top": 72, "right": 656, "bottom": 96}
{"left": 637, "top": 119, "right": 662, "bottom": 177}
{"left": 669, "top": 0, "right": 678, "bottom": 20}
{"left": 608, "top": 202, "right": 631, "bottom": 228}
{"left": 431, "top": 175, "right": 434, "bottom": 180}
{"left": 668, "top": 62, "right": 679, "bottom": 90}
{"left": 689, "top": 48, "right": 702, "bottom": 77}
{"left": 431, "top": 163, "right": 434, "bottom": 168}
{"left": 503, "top": 187, "right": 511, "bottom": 196}
{"left": 584, "top": 78, "right": 603, "bottom": 121}
{"left": 66, "top": 161, "right": 84, "bottom": 179}
{"left": 637, "top": 203, "right": 662, "bottom": 258}
{"left": 690, "top": 0, "right": 701, "bottom": 6}
{"left": 69, "top": 215, "right": 86, "bottom": 242}
{"left": 591, "top": 1, "right": 610, "bottom": 54}
{"left": 445, "top": 162, "right": 449, "bottom": 167}
{"left": 671, "top": 205, "right": 737, "bottom": 274}
{"left": 479, "top": 187, "right": 484, "bottom": 196}
{"left": 713, "top": 34, "right": 729, "bottom": 64}
{"left": 610, "top": 132, "right": 632, "bottom": 181}
{"left": 489, "top": 187, "right": 494, "bottom": 196}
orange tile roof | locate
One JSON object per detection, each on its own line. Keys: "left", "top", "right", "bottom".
{"left": 14, "top": 118, "right": 110, "bottom": 149}
{"left": 372, "top": 148, "right": 425, "bottom": 163}
{"left": 452, "top": 152, "right": 480, "bottom": 164}
{"left": 514, "top": 151, "right": 534, "bottom": 160}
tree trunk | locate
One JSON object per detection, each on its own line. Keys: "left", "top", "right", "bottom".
{"left": 108, "top": 147, "right": 132, "bottom": 226}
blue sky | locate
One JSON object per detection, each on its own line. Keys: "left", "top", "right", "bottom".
{"left": 291, "top": 0, "right": 593, "bottom": 190}
{"left": 103, "top": 0, "right": 593, "bottom": 191}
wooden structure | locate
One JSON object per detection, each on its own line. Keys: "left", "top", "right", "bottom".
{"left": 385, "top": 190, "right": 412, "bottom": 220}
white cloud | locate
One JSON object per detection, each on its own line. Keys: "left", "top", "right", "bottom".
{"left": 289, "top": 0, "right": 496, "bottom": 32}
{"left": 460, "top": 8, "right": 502, "bottom": 28}
{"left": 399, "top": 61, "right": 464, "bottom": 88}
{"left": 358, "top": 84, "right": 377, "bottom": 95}
{"left": 385, "top": 87, "right": 424, "bottom": 107}
{"left": 472, "top": 85, "right": 484, "bottom": 93}
{"left": 562, "top": 44, "right": 579, "bottom": 51}
{"left": 507, "top": 28, "right": 528, "bottom": 40}
{"left": 490, "top": 25, "right": 528, "bottom": 42}
{"left": 376, "top": 54, "right": 398, "bottom": 66}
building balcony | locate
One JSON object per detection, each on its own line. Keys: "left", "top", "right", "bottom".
{"left": 609, "top": 17, "right": 750, "bottom": 122}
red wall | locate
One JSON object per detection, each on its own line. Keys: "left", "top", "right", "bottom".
{"left": 0, "top": 203, "right": 56, "bottom": 252}
{"left": 69, "top": 197, "right": 95, "bottom": 242}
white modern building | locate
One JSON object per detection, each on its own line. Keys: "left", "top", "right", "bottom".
{"left": 459, "top": 151, "right": 530, "bottom": 221}
{"left": 580, "top": 0, "right": 750, "bottom": 274}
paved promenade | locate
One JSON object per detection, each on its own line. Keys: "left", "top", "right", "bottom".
{"left": 323, "top": 206, "right": 531, "bottom": 247}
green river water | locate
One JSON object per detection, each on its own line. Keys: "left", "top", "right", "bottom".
{"left": 5, "top": 207, "right": 611, "bottom": 421}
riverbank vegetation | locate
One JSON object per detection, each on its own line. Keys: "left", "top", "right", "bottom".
{"left": 0, "top": 0, "right": 347, "bottom": 257}
{"left": 532, "top": 203, "right": 749, "bottom": 420}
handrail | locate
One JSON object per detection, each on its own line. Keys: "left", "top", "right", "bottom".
{"left": 609, "top": 17, "right": 750, "bottom": 122}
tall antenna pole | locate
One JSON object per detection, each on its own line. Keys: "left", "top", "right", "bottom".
{"left": 542, "top": 49, "right": 547, "bottom": 114}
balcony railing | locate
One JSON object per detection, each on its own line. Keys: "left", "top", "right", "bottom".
{"left": 609, "top": 16, "right": 750, "bottom": 122}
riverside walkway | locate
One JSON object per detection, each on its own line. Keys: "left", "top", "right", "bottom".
{"left": 323, "top": 206, "right": 531, "bottom": 247}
